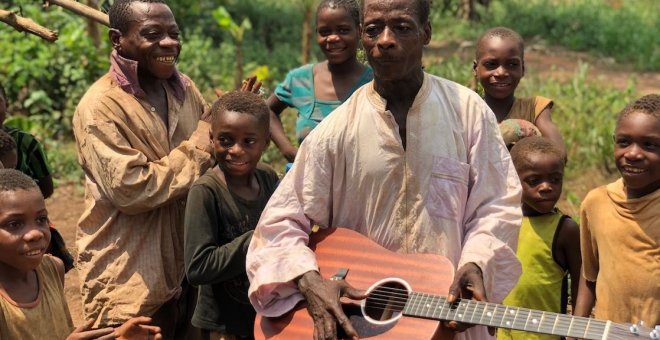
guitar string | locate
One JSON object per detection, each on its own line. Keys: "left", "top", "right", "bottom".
{"left": 363, "top": 292, "right": 611, "bottom": 337}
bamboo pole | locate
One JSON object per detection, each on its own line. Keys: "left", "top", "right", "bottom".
{"left": 44, "top": 0, "right": 109, "bottom": 27}
{"left": 0, "top": 9, "right": 58, "bottom": 42}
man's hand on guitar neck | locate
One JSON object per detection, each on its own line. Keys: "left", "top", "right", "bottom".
{"left": 296, "top": 270, "right": 367, "bottom": 340}
{"left": 445, "top": 262, "right": 496, "bottom": 335}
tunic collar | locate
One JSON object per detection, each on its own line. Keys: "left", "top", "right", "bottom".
{"left": 110, "top": 49, "right": 187, "bottom": 102}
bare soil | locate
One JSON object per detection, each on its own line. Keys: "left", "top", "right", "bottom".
{"left": 51, "top": 44, "right": 659, "bottom": 326}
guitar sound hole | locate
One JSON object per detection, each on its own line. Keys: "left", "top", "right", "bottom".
{"left": 363, "top": 280, "right": 408, "bottom": 322}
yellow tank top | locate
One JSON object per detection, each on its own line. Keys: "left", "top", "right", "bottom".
{"left": 0, "top": 255, "right": 74, "bottom": 340}
{"left": 498, "top": 212, "right": 567, "bottom": 340}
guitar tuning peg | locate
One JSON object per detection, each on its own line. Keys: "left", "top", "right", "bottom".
{"left": 630, "top": 324, "right": 639, "bottom": 334}
{"left": 650, "top": 328, "right": 659, "bottom": 340}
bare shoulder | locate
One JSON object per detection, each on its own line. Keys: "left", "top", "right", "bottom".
{"left": 557, "top": 216, "right": 580, "bottom": 251}
{"left": 47, "top": 255, "right": 66, "bottom": 285}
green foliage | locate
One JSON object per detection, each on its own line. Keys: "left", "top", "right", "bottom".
{"left": 0, "top": 5, "right": 110, "bottom": 139}
{"left": 468, "top": 0, "right": 660, "bottom": 71}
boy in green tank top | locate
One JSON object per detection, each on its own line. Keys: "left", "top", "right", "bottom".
{"left": 498, "top": 136, "right": 582, "bottom": 340}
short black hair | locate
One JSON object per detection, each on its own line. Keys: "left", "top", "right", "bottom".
{"left": 360, "top": 0, "right": 429, "bottom": 25}
{"left": 0, "top": 169, "right": 39, "bottom": 193}
{"left": 0, "top": 129, "right": 16, "bottom": 160}
{"left": 617, "top": 94, "right": 660, "bottom": 125}
{"left": 476, "top": 26, "right": 524, "bottom": 59}
{"left": 510, "top": 136, "right": 565, "bottom": 172}
{"left": 210, "top": 91, "right": 270, "bottom": 132}
{"left": 108, "top": 0, "right": 166, "bottom": 33}
{"left": 318, "top": 0, "right": 361, "bottom": 26}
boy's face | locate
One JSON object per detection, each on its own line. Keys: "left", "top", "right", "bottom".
{"left": 614, "top": 111, "right": 660, "bottom": 198}
{"left": 0, "top": 188, "right": 51, "bottom": 274}
{"left": 110, "top": 2, "right": 181, "bottom": 80}
{"left": 316, "top": 7, "right": 359, "bottom": 65}
{"left": 473, "top": 36, "right": 524, "bottom": 100}
{"left": 517, "top": 152, "right": 564, "bottom": 215}
{"left": 210, "top": 111, "right": 269, "bottom": 179}
{"left": 0, "top": 149, "right": 18, "bottom": 170}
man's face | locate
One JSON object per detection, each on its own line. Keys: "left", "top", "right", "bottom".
{"left": 112, "top": 2, "right": 181, "bottom": 80}
{"left": 361, "top": 0, "right": 430, "bottom": 82}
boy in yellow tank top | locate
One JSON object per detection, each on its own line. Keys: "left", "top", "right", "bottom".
{"left": 498, "top": 137, "right": 582, "bottom": 340}
{"left": 473, "top": 27, "right": 566, "bottom": 156}
{"left": 0, "top": 169, "right": 161, "bottom": 340}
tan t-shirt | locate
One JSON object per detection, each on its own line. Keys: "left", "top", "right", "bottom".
{"left": 580, "top": 179, "right": 660, "bottom": 325}
{"left": 504, "top": 96, "right": 553, "bottom": 123}
{"left": 0, "top": 255, "right": 74, "bottom": 340}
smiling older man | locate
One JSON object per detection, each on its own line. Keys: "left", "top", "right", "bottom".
{"left": 72, "top": 0, "right": 212, "bottom": 338}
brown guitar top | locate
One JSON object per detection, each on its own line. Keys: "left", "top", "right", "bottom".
{"left": 255, "top": 227, "right": 457, "bottom": 340}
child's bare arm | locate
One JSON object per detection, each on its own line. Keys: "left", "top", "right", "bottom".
{"left": 556, "top": 217, "right": 582, "bottom": 311}
{"left": 573, "top": 272, "right": 596, "bottom": 318}
{"left": 66, "top": 319, "right": 115, "bottom": 340}
{"left": 535, "top": 108, "right": 567, "bottom": 157}
{"left": 267, "top": 94, "right": 297, "bottom": 162}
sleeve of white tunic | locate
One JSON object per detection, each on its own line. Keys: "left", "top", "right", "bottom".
{"left": 457, "top": 95, "right": 523, "bottom": 305}
{"left": 246, "top": 126, "right": 335, "bottom": 316}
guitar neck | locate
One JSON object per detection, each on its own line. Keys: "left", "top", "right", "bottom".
{"left": 404, "top": 292, "right": 609, "bottom": 339}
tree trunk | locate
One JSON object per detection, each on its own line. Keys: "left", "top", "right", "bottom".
{"left": 301, "top": 1, "right": 313, "bottom": 64}
{"left": 234, "top": 40, "right": 244, "bottom": 90}
{"left": 85, "top": 0, "right": 101, "bottom": 47}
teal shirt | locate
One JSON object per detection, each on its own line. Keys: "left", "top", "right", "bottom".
{"left": 274, "top": 63, "right": 373, "bottom": 142}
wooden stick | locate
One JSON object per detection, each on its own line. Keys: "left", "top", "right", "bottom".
{"left": 0, "top": 9, "right": 58, "bottom": 42}
{"left": 44, "top": 0, "right": 109, "bottom": 27}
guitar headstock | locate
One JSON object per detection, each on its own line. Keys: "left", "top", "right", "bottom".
{"left": 609, "top": 321, "right": 658, "bottom": 339}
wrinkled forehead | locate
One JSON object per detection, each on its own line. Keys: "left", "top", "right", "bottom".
{"left": 362, "top": 0, "right": 422, "bottom": 22}
{"left": 125, "top": 2, "right": 176, "bottom": 29}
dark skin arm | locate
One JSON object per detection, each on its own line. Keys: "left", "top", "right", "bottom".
{"left": 296, "top": 270, "right": 366, "bottom": 340}
{"left": 573, "top": 273, "right": 596, "bottom": 317}
{"left": 37, "top": 175, "right": 54, "bottom": 199}
{"left": 266, "top": 94, "right": 297, "bottom": 163}
{"left": 554, "top": 217, "right": 582, "bottom": 311}
{"left": 535, "top": 108, "right": 567, "bottom": 158}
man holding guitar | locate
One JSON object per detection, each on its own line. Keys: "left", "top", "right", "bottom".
{"left": 247, "top": 0, "right": 523, "bottom": 339}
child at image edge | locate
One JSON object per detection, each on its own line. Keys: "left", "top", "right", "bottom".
{"left": 0, "top": 169, "right": 161, "bottom": 340}
{"left": 574, "top": 94, "right": 660, "bottom": 326}
{"left": 474, "top": 27, "right": 566, "bottom": 155}
{"left": 498, "top": 136, "right": 581, "bottom": 340}
{"left": 184, "top": 91, "right": 279, "bottom": 340}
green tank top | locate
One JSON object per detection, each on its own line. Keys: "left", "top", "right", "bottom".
{"left": 498, "top": 212, "right": 567, "bottom": 340}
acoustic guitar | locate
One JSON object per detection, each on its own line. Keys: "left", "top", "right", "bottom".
{"left": 255, "top": 228, "right": 657, "bottom": 340}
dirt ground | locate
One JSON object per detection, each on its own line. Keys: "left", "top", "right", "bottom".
{"left": 48, "top": 44, "right": 659, "bottom": 327}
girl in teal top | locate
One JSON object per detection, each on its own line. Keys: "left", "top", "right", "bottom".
{"left": 267, "top": 0, "right": 373, "bottom": 162}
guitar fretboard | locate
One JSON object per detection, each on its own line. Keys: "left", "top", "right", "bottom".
{"left": 403, "top": 292, "right": 610, "bottom": 339}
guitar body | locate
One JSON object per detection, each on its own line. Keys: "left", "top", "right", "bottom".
{"left": 255, "top": 227, "right": 457, "bottom": 340}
